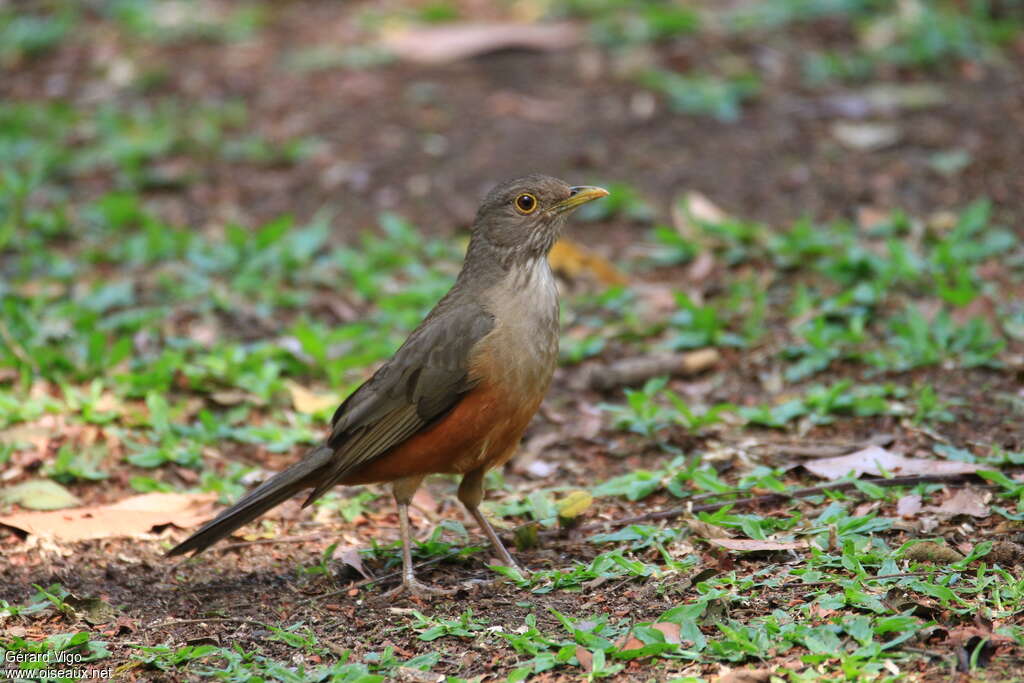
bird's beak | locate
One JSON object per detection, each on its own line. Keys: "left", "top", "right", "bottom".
{"left": 550, "top": 186, "right": 610, "bottom": 214}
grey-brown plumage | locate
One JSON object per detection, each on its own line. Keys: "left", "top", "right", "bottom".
{"left": 168, "top": 175, "right": 608, "bottom": 596}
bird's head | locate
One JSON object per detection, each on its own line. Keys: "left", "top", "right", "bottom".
{"left": 470, "top": 174, "right": 608, "bottom": 266}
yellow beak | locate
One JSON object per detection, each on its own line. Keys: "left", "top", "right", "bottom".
{"left": 550, "top": 186, "right": 609, "bottom": 214}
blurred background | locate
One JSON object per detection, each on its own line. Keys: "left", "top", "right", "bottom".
{"left": 3, "top": 1, "right": 1024, "bottom": 677}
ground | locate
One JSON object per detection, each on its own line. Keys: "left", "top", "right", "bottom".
{"left": 2, "top": 1, "right": 1024, "bottom": 681}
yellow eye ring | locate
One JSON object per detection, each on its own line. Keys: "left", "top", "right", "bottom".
{"left": 514, "top": 193, "right": 538, "bottom": 214}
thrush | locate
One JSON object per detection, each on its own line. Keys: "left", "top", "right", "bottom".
{"left": 168, "top": 175, "right": 608, "bottom": 596}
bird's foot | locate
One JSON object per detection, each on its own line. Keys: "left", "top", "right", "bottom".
{"left": 383, "top": 577, "right": 454, "bottom": 600}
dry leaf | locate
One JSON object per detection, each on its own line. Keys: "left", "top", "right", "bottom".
{"left": 548, "top": 238, "right": 628, "bottom": 286}
{"left": 0, "top": 492, "right": 217, "bottom": 542}
{"left": 616, "top": 634, "right": 645, "bottom": 651}
{"left": 718, "top": 669, "right": 774, "bottom": 683}
{"left": 896, "top": 494, "right": 922, "bottom": 518}
{"left": 575, "top": 647, "right": 593, "bottom": 672}
{"left": 65, "top": 594, "right": 118, "bottom": 625}
{"left": 831, "top": 121, "right": 901, "bottom": 150}
{"left": 988, "top": 541, "right": 1024, "bottom": 567}
{"left": 652, "top": 621, "right": 681, "bottom": 644}
{"left": 672, "top": 191, "right": 728, "bottom": 240}
{"left": 686, "top": 519, "right": 732, "bottom": 539}
{"left": 803, "top": 445, "right": 980, "bottom": 481}
{"left": 338, "top": 546, "right": 370, "bottom": 579}
{"left": 924, "top": 487, "right": 990, "bottom": 518}
{"left": 705, "top": 538, "right": 806, "bottom": 552}
{"left": 286, "top": 380, "right": 340, "bottom": 414}
{"left": 903, "top": 541, "right": 963, "bottom": 564}
{"left": 383, "top": 22, "right": 580, "bottom": 64}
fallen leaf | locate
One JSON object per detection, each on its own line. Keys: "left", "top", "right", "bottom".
{"left": 822, "top": 83, "right": 946, "bottom": 117}
{"left": 575, "top": 647, "right": 593, "bottom": 672}
{"left": 0, "top": 492, "right": 217, "bottom": 542}
{"left": 0, "top": 421, "right": 53, "bottom": 451}
{"left": 616, "top": 634, "right": 645, "bottom": 651}
{"left": 924, "top": 487, "right": 990, "bottom": 518}
{"left": 338, "top": 546, "right": 370, "bottom": 579}
{"left": 672, "top": 191, "right": 728, "bottom": 240}
{"left": 686, "top": 250, "right": 716, "bottom": 282}
{"left": 705, "top": 538, "right": 806, "bottom": 552}
{"left": 896, "top": 494, "right": 922, "bottom": 518}
{"left": 549, "top": 238, "right": 628, "bottom": 286}
{"left": 903, "top": 541, "right": 963, "bottom": 564}
{"left": 286, "top": 380, "right": 340, "bottom": 414}
{"left": 209, "top": 389, "right": 258, "bottom": 406}
{"left": 65, "top": 594, "right": 118, "bottom": 625}
{"left": 382, "top": 22, "right": 580, "bottom": 64}
{"left": 718, "top": 669, "right": 773, "bottom": 683}
{"left": 988, "top": 541, "right": 1024, "bottom": 567}
{"left": 831, "top": 121, "right": 901, "bottom": 151}
{"left": 803, "top": 445, "right": 981, "bottom": 481}
{"left": 524, "top": 459, "right": 555, "bottom": 478}
{"left": 686, "top": 519, "right": 732, "bottom": 539}
{"left": 652, "top": 621, "right": 681, "bottom": 644}
{"left": 1, "top": 479, "right": 80, "bottom": 511}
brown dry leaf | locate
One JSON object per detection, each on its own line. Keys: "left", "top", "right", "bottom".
{"left": 706, "top": 538, "right": 806, "bottom": 552}
{"left": 0, "top": 492, "right": 217, "bottom": 542}
{"left": 382, "top": 22, "right": 580, "bottom": 64}
{"left": 718, "top": 669, "right": 774, "bottom": 683}
{"left": 209, "top": 389, "right": 258, "bottom": 406}
{"left": 575, "top": 647, "right": 593, "bottom": 672}
{"left": 803, "top": 445, "right": 981, "bottom": 481}
{"left": 286, "top": 380, "right": 340, "bottom": 414}
{"left": 686, "top": 250, "right": 716, "bottom": 283}
{"left": 338, "top": 546, "right": 370, "bottom": 579}
{"left": 830, "top": 121, "right": 901, "bottom": 150}
{"left": 652, "top": 622, "right": 681, "bottom": 644}
{"left": 672, "top": 191, "right": 728, "bottom": 240}
{"left": 686, "top": 519, "right": 732, "bottom": 539}
{"left": 988, "top": 541, "right": 1024, "bottom": 567}
{"left": 896, "top": 494, "right": 922, "bottom": 518}
{"left": 0, "top": 420, "right": 53, "bottom": 452}
{"left": 548, "top": 238, "right": 628, "bottom": 286}
{"left": 903, "top": 541, "right": 963, "bottom": 564}
{"left": 616, "top": 634, "right": 645, "bottom": 651}
{"left": 924, "top": 487, "right": 991, "bottom": 518}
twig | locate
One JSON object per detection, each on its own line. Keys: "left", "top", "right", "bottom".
{"left": 573, "top": 349, "right": 720, "bottom": 391}
{"left": 216, "top": 534, "right": 328, "bottom": 552}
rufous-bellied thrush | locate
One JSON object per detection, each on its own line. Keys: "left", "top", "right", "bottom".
{"left": 168, "top": 175, "right": 608, "bottom": 596}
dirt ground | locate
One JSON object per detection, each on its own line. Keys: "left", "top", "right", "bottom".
{"left": 3, "top": 1, "right": 1024, "bottom": 681}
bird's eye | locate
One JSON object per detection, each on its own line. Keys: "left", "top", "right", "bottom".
{"left": 514, "top": 193, "right": 538, "bottom": 214}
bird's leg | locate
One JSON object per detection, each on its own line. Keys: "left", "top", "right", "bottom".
{"left": 458, "top": 468, "right": 525, "bottom": 573}
{"left": 384, "top": 475, "right": 451, "bottom": 598}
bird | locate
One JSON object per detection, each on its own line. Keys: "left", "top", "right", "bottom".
{"left": 168, "top": 174, "right": 608, "bottom": 597}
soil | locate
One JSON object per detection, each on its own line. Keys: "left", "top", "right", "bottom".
{"left": 3, "top": 2, "right": 1024, "bottom": 680}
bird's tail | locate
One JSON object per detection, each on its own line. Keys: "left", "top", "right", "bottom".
{"left": 167, "top": 445, "right": 334, "bottom": 556}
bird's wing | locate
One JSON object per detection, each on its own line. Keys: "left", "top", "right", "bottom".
{"left": 301, "top": 301, "right": 495, "bottom": 503}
